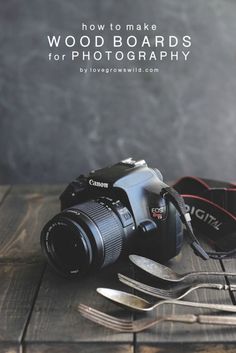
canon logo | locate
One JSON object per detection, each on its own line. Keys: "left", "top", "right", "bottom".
{"left": 89, "top": 179, "right": 109, "bottom": 188}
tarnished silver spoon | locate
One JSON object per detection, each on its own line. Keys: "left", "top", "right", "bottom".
{"left": 129, "top": 255, "right": 236, "bottom": 283}
{"left": 97, "top": 288, "right": 236, "bottom": 313}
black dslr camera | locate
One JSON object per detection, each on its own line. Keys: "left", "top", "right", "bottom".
{"left": 41, "top": 158, "right": 183, "bottom": 277}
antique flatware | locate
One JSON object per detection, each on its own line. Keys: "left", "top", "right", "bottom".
{"left": 118, "top": 273, "right": 236, "bottom": 300}
{"left": 78, "top": 303, "right": 236, "bottom": 332}
{"left": 96, "top": 288, "right": 236, "bottom": 313}
{"left": 129, "top": 255, "right": 236, "bottom": 282}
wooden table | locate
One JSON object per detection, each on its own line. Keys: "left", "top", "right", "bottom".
{"left": 0, "top": 185, "right": 236, "bottom": 353}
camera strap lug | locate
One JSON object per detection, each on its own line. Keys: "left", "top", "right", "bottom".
{"left": 160, "top": 186, "right": 210, "bottom": 260}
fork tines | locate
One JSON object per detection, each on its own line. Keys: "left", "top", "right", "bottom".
{"left": 78, "top": 304, "right": 133, "bottom": 331}
{"left": 118, "top": 273, "right": 173, "bottom": 298}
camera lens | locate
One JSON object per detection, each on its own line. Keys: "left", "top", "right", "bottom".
{"left": 41, "top": 199, "right": 134, "bottom": 277}
{"left": 48, "top": 222, "right": 91, "bottom": 272}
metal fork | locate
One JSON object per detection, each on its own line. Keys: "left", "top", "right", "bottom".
{"left": 118, "top": 273, "right": 236, "bottom": 300}
{"left": 78, "top": 304, "right": 236, "bottom": 332}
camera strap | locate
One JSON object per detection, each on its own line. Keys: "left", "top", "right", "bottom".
{"left": 161, "top": 176, "right": 236, "bottom": 260}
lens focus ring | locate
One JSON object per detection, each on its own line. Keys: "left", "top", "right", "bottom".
{"left": 76, "top": 201, "right": 124, "bottom": 267}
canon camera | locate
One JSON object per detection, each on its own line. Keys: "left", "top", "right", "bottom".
{"left": 41, "top": 158, "right": 183, "bottom": 277}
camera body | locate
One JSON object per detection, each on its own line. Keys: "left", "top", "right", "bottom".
{"left": 41, "top": 158, "right": 183, "bottom": 277}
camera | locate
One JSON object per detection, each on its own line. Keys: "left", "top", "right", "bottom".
{"left": 41, "top": 158, "right": 183, "bottom": 277}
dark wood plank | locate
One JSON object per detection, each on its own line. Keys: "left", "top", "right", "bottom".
{"left": 25, "top": 343, "right": 133, "bottom": 353}
{"left": 25, "top": 260, "right": 134, "bottom": 350}
{"left": 0, "top": 185, "right": 10, "bottom": 204}
{"left": 137, "top": 343, "right": 236, "bottom": 353}
{"left": 0, "top": 185, "right": 63, "bottom": 351}
{"left": 0, "top": 185, "right": 63, "bottom": 262}
{"left": 0, "top": 343, "right": 21, "bottom": 353}
{"left": 0, "top": 263, "right": 44, "bottom": 348}
{"left": 135, "top": 241, "right": 236, "bottom": 351}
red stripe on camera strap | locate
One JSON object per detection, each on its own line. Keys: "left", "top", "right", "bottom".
{"left": 161, "top": 176, "right": 236, "bottom": 260}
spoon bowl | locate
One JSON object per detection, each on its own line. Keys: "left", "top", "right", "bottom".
{"left": 129, "top": 255, "right": 181, "bottom": 281}
{"left": 129, "top": 255, "right": 236, "bottom": 282}
{"left": 97, "top": 288, "right": 151, "bottom": 311}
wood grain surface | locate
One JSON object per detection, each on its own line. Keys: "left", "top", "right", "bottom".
{"left": 0, "top": 264, "right": 44, "bottom": 341}
{"left": 24, "top": 343, "right": 134, "bottom": 353}
{"left": 0, "top": 185, "right": 10, "bottom": 204}
{"left": 25, "top": 261, "right": 134, "bottom": 347}
{"left": 0, "top": 185, "right": 63, "bottom": 262}
{"left": 0, "top": 185, "right": 235, "bottom": 353}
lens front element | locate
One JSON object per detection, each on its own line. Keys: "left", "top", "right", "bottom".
{"left": 41, "top": 199, "right": 134, "bottom": 277}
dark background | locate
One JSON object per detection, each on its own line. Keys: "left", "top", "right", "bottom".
{"left": 0, "top": 0, "right": 236, "bottom": 184}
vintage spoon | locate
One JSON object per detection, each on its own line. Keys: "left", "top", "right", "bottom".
{"left": 118, "top": 273, "right": 236, "bottom": 300}
{"left": 129, "top": 255, "right": 236, "bottom": 283}
{"left": 97, "top": 288, "right": 236, "bottom": 313}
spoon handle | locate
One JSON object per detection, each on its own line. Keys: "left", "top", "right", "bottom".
{"left": 156, "top": 299, "right": 236, "bottom": 313}
{"left": 185, "top": 271, "right": 236, "bottom": 279}
{"left": 174, "top": 283, "right": 236, "bottom": 300}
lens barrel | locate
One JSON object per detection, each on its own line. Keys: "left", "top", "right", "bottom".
{"left": 41, "top": 198, "right": 134, "bottom": 277}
